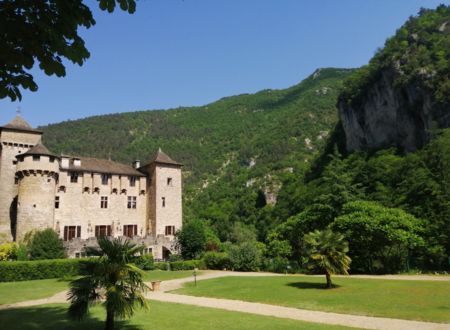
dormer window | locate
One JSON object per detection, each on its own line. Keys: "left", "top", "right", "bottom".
{"left": 73, "top": 159, "right": 81, "bottom": 166}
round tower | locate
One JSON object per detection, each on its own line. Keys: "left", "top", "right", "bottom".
{"left": 15, "top": 143, "right": 59, "bottom": 241}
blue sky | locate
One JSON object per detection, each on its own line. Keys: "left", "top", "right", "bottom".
{"left": 0, "top": 0, "right": 447, "bottom": 127}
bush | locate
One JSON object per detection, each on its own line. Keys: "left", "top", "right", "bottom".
{"left": 0, "top": 258, "right": 98, "bottom": 282}
{"left": 203, "top": 251, "right": 232, "bottom": 270}
{"left": 229, "top": 242, "right": 262, "bottom": 271}
{"left": 154, "top": 262, "right": 170, "bottom": 271}
{"left": 28, "top": 229, "right": 65, "bottom": 260}
{"left": 0, "top": 242, "right": 18, "bottom": 261}
{"left": 263, "top": 257, "right": 291, "bottom": 273}
{"left": 134, "top": 254, "right": 154, "bottom": 270}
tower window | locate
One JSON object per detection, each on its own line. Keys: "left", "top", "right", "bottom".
{"left": 162, "top": 197, "right": 166, "bottom": 207}
{"left": 100, "top": 196, "right": 108, "bottom": 208}
{"left": 55, "top": 196, "right": 60, "bottom": 209}
{"left": 95, "top": 225, "right": 111, "bottom": 237}
{"left": 64, "top": 226, "right": 81, "bottom": 241}
{"left": 49, "top": 157, "right": 55, "bottom": 163}
{"left": 127, "top": 196, "right": 137, "bottom": 209}
{"left": 167, "top": 177, "right": 173, "bottom": 186}
{"left": 129, "top": 176, "right": 136, "bottom": 187}
{"left": 33, "top": 155, "right": 40, "bottom": 161}
{"left": 70, "top": 172, "right": 79, "bottom": 183}
{"left": 165, "top": 226, "right": 175, "bottom": 236}
{"left": 101, "top": 174, "right": 110, "bottom": 185}
{"left": 123, "top": 225, "right": 137, "bottom": 238}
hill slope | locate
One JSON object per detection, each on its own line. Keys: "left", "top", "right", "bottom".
{"left": 41, "top": 68, "right": 353, "bottom": 238}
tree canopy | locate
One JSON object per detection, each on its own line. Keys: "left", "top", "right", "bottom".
{"left": 0, "top": 0, "right": 136, "bottom": 101}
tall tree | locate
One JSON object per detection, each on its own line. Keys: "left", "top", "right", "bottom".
{"left": 68, "top": 237, "right": 148, "bottom": 330}
{"left": 0, "top": 0, "right": 136, "bottom": 101}
{"left": 303, "top": 229, "right": 351, "bottom": 288}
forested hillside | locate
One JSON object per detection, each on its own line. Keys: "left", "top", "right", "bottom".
{"left": 41, "top": 67, "right": 353, "bottom": 239}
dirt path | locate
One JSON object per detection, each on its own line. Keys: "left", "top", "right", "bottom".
{"left": 1, "top": 271, "right": 449, "bottom": 330}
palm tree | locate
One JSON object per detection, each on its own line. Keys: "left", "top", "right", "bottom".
{"left": 68, "top": 237, "right": 149, "bottom": 330}
{"left": 303, "top": 229, "right": 351, "bottom": 288}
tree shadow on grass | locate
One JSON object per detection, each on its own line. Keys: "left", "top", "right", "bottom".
{"left": 0, "top": 305, "right": 142, "bottom": 330}
{"left": 286, "top": 282, "right": 341, "bottom": 290}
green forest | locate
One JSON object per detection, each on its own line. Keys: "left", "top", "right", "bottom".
{"left": 41, "top": 5, "right": 449, "bottom": 273}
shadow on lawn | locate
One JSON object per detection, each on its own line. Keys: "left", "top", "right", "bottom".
{"left": 286, "top": 282, "right": 341, "bottom": 290}
{"left": 0, "top": 305, "right": 141, "bottom": 330}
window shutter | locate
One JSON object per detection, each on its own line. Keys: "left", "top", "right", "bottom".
{"left": 77, "top": 226, "right": 81, "bottom": 238}
{"left": 107, "top": 225, "right": 111, "bottom": 236}
{"left": 134, "top": 225, "right": 137, "bottom": 236}
{"left": 64, "top": 227, "right": 68, "bottom": 241}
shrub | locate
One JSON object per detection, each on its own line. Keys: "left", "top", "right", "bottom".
{"left": 0, "top": 242, "right": 18, "bottom": 261}
{"left": 203, "top": 251, "right": 232, "bottom": 270}
{"left": 0, "top": 258, "right": 98, "bottom": 282}
{"left": 28, "top": 229, "right": 65, "bottom": 260}
{"left": 134, "top": 254, "right": 154, "bottom": 270}
{"left": 229, "top": 242, "right": 262, "bottom": 271}
{"left": 154, "top": 262, "right": 170, "bottom": 271}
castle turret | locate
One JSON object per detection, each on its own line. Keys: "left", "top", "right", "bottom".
{"left": 15, "top": 143, "right": 59, "bottom": 241}
{"left": 0, "top": 116, "right": 42, "bottom": 242}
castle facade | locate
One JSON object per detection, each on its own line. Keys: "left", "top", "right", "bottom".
{"left": 0, "top": 116, "right": 182, "bottom": 259}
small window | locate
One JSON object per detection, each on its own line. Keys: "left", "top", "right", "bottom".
{"left": 167, "top": 177, "right": 173, "bottom": 186}
{"left": 55, "top": 196, "right": 60, "bottom": 209}
{"left": 64, "top": 226, "right": 81, "bottom": 241}
{"left": 58, "top": 186, "right": 66, "bottom": 193}
{"left": 83, "top": 187, "right": 90, "bottom": 193}
{"left": 129, "top": 176, "right": 136, "bottom": 187}
{"left": 112, "top": 188, "right": 118, "bottom": 194}
{"left": 101, "top": 174, "right": 110, "bottom": 185}
{"left": 165, "top": 226, "right": 175, "bottom": 236}
{"left": 14, "top": 176, "right": 19, "bottom": 185}
{"left": 33, "top": 155, "right": 40, "bottom": 161}
{"left": 100, "top": 196, "right": 108, "bottom": 208}
{"left": 70, "top": 172, "right": 79, "bottom": 183}
{"left": 12, "top": 160, "right": 17, "bottom": 165}
{"left": 94, "top": 187, "right": 100, "bottom": 194}
{"left": 127, "top": 196, "right": 137, "bottom": 209}
{"left": 49, "top": 157, "right": 55, "bottom": 163}
{"left": 95, "top": 225, "right": 111, "bottom": 237}
{"left": 162, "top": 197, "right": 166, "bottom": 207}
{"left": 123, "top": 224, "right": 137, "bottom": 238}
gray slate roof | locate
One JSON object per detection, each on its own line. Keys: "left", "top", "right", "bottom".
{"left": 1, "top": 115, "right": 42, "bottom": 133}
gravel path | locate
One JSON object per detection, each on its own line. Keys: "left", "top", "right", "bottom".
{"left": 1, "top": 271, "right": 449, "bottom": 330}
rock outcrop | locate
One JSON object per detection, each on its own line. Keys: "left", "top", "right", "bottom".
{"left": 338, "top": 67, "right": 449, "bottom": 152}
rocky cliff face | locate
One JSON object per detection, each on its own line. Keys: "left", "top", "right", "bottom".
{"left": 338, "top": 67, "right": 449, "bottom": 152}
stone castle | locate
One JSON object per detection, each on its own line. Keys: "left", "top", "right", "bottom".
{"left": 0, "top": 115, "right": 182, "bottom": 259}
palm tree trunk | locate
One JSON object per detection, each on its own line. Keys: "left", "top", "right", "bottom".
{"left": 105, "top": 309, "right": 114, "bottom": 330}
{"left": 325, "top": 271, "right": 332, "bottom": 289}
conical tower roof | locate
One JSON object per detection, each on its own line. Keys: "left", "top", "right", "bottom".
{"left": 150, "top": 148, "right": 182, "bottom": 166}
{"left": 20, "top": 143, "right": 57, "bottom": 158}
{"left": 1, "top": 115, "right": 42, "bottom": 133}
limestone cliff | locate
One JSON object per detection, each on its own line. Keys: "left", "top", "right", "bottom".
{"left": 337, "top": 5, "right": 449, "bottom": 152}
{"left": 338, "top": 67, "right": 449, "bottom": 152}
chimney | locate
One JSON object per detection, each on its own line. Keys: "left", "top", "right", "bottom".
{"left": 133, "top": 160, "right": 141, "bottom": 169}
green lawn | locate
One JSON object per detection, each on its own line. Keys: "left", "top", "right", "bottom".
{"left": 0, "top": 271, "right": 199, "bottom": 305}
{"left": 174, "top": 275, "right": 450, "bottom": 323}
{"left": 0, "top": 301, "right": 358, "bottom": 330}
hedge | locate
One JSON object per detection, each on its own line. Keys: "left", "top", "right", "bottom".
{"left": 202, "top": 251, "right": 232, "bottom": 270}
{"left": 0, "top": 258, "right": 98, "bottom": 282}
{"left": 154, "top": 259, "right": 205, "bottom": 271}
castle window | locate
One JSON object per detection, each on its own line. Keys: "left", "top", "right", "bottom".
{"left": 94, "top": 187, "right": 100, "bottom": 194}
{"left": 64, "top": 226, "right": 81, "bottom": 241}
{"left": 165, "top": 226, "right": 175, "bottom": 236}
{"left": 84, "top": 187, "right": 90, "bottom": 193}
{"left": 167, "top": 177, "right": 172, "bottom": 186}
{"left": 14, "top": 176, "right": 19, "bottom": 185}
{"left": 58, "top": 186, "right": 66, "bottom": 193}
{"left": 55, "top": 196, "right": 60, "bottom": 209}
{"left": 162, "top": 197, "right": 166, "bottom": 207}
{"left": 127, "top": 196, "right": 137, "bottom": 209}
{"left": 12, "top": 160, "right": 17, "bottom": 165}
{"left": 112, "top": 188, "right": 118, "bottom": 194}
{"left": 123, "top": 225, "right": 137, "bottom": 238}
{"left": 95, "top": 225, "right": 111, "bottom": 237}
{"left": 101, "top": 174, "right": 110, "bottom": 185}
{"left": 33, "top": 155, "right": 40, "bottom": 161}
{"left": 100, "top": 196, "right": 108, "bottom": 208}
{"left": 129, "top": 176, "right": 136, "bottom": 187}
{"left": 70, "top": 172, "right": 79, "bottom": 183}
{"left": 49, "top": 157, "right": 55, "bottom": 163}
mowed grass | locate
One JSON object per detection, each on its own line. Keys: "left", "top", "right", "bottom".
{"left": 0, "top": 301, "right": 359, "bottom": 330}
{"left": 174, "top": 275, "right": 450, "bottom": 322}
{"left": 0, "top": 270, "right": 199, "bottom": 305}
